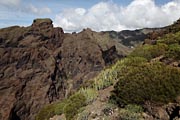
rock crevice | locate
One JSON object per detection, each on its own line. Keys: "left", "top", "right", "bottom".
{"left": 0, "top": 18, "right": 131, "bottom": 120}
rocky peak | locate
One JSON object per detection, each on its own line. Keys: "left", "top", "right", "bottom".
{"left": 32, "top": 18, "right": 53, "bottom": 29}
{"left": 82, "top": 28, "right": 93, "bottom": 32}
{"left": 0, "top": 18, "right": 64, "bottom": 48}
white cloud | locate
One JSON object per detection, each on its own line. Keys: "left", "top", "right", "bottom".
{"left": 0, "top": 0, "right": 51, "bottom": 15}
{"left": 27, "top": 4, "right": 51, "bottom": 15}
{"left": 54, "top": 0, "right": 180, "bottom": 32}
{"left": 0, "top": 0, "right": 21, "bottom": 7}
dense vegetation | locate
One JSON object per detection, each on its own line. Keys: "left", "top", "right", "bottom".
{"left": 36, "top": 93, "right": 86, "bottom": 120}
{"left": 129, "top": 43, "right": 167, "bottom": 60}
{"left": 110, "top": 61, "right": 180, "bottom": 106}
{"left": 36, "top": 88, "right": 98, "bottom": 120}
{"left": 110, "top": 30, "right": 180, "bottom": 107}
{"left": 119, "top": 104, "right": 144, "bottom": 120}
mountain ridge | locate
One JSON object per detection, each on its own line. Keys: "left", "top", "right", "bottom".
{"left": 0, "top": 18, "right": 130, "bottom": 120}
{"left": 0, "top": 18, "right": 180, "bottom": 120}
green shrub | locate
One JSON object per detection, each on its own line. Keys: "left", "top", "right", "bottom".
{"left": 119, "top": 110, "right": 138, "bottom": 120}
{"left": 36, "top": 104, "right": 56, "bottom": 120}
{"left": 76, "top": 110, "right": 91, "bottom": 120}
{"left": 129, "top": 43, "right": 168, "bottom": 61}
{"left": 158, "top": 31, "right": 180, "bottom": 45}
{"left": 36, "top": 93, "right": 86, "bottom": 120}
{"left": 93, "top": 67, "right": 118, "bottom": 90}
{"left": 166, "top": 44, "right": 180, "bottom": 60}
{"left": 81, "top": 57, "right": 147, "bottom": 92}
{"left": 110, "top": 62, "right": 180, "bottom": 106}
{"left": 116, "top": 57, "right": 147, "bottom": 69}
{"left": 119, "top": 109, "right": 143, "bottom": 120}
{"left": 78, "top": 88, "right": 98, "bottom": 104}
{"left": 124, "top": 104, "right": 143, "bottom": 113}
{"left": 91, "top": 57, "right": 147, "bottom": 90}
{"left": 119, "top": 104, "right": 143, "bottom": 120}
{"left": 64, "top": 93, "right": 86, "bottom": 120}
{"left": 54, "top": 100, "right": 67, "bottom": 115}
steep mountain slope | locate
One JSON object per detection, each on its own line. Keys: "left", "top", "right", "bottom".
{"left": 0, "top": 18, "right": 144, "bottom": 120}
{"left": 2, "top": 17, "right": 177, "bottom": 120}
{"left": 48, "top": 18, "right": 180, "bottom": 120}
{"left": 0, "top": 19, "right": 65, "bottom": 120}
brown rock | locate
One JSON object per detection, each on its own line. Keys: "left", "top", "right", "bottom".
{"left": 144, "top": 102, "right": 180, "bottom": 120}
{"left": 166, "top": 103, "right": 180, "bottom": 120}
{"left": 0, "top": 18, "right": 126, "bottom": 120}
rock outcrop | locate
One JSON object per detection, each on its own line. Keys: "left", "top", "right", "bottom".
{"left": 143, "top": 102, "right": 180, "bottom": 120}
{"left": 0, "top": 19, "right": 128, "bottom": 120}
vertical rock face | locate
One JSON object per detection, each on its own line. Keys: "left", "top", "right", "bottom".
{"left": 0, "top": 19, "right": 65, "bottom": 120}
{"left": 0, "top": 19, "right": 126, "bottom": 120}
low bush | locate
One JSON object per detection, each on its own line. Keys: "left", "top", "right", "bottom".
{"left": 93, "top": 68, "right": 117, "bottom": 90}
{"left": 91, "top": 57, "right": 147, "bottom": 90}
{"left": 165, "top": 43, "right": 180, "bottom": 60}
{"left": 119, "top": 104, "right": 143, "bottom": 120}
{"left": 124, "top": 104, "right": 143, "bottom": 113}
{"left": 36, "top": 93, "right": 86, "bottom": 120}
{"left": 78, "top": 88, "right": 98, "bottom": 104}
{"left": 129, "top": 43, "right": 168, "bottom": 61}
{"left": 54, "top": 100, "right": 67, "bottom": 115}
{"left": 64, "top": 93, "right": 86, "bottom": 120}
{"left": 110, "top": 62, "right": 180, "bottom": 106}
{"left": 158, "top": 31, "right": 180, "bottom": 45}
{"left": 76, "top": 110, "right": 91, "bottom": 120}
{"left": 35, "top": 104, "right": 56, "bottom": 120}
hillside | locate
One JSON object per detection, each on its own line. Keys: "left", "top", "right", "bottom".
{"left": 1, "top": 18, "right": 180, "bottom": 120}
{"left": 45, "top": 19, "right": 180, "bottom": 120}
{"left": 0, "top": 18, "right": 151, "bottom": 120}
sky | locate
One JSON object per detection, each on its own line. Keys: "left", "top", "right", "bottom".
{"left": 0, "top": 0, "right": 180, "bottom": 32}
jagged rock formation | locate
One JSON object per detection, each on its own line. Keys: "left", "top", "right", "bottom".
{"left": 0, "top": 19, "right": 132, "bottom": 120}
{"left": 0, "top": 18, "right": 65, "bottom": 120}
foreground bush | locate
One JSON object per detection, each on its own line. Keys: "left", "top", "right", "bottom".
{"left": 110, "top": 62, "right": 180, "bottom": 106}
{"left": 119, "top": 104, "right": 143, "bottom": 120}
{"left": 90, "top": 57, "right": 147, "bottom": 90}
{"left": 79, "top": 88, "right": 98, "bottom": 104}
{"left": 54, "top": 100, "right": 67, "bottom": 115}
{"left": 64, "top": 93, "right": 86, "bottom": 120}
{"left": 93, "top": 68, "right": 117, "bottom": 90}
{"left": 165, "top": 43, "right": 180, "bottom": 60}
{"left": 129, "top": 43, "right": 167, "bottom": 61}
{"left": 35, "top": 104, "right": 56, "bottom": 120}
{"left": 36, "top": 93, "right": 86, "bottom": 120}
{"left": 158, "top": 31, "right": 180, "bottom": 45}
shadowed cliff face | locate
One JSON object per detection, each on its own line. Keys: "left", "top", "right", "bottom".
{"left": 0, "top": 19, "right": 65, "bottom": 120}
{"left": 0, "top": 19, "right": 127, "bottom": 120}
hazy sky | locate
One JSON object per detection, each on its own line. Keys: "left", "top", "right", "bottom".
{"left": 0, "top": 0, "right": 180, "bottom": 32}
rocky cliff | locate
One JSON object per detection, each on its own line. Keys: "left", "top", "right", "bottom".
{"left": 0, "top": 18, "right": 134, "bottom": 120}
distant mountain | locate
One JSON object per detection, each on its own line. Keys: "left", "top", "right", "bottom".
{"left": 103, "top": 29, "right": 148, "bottom": 47}
{"left": 146, "top": 18, "right": 180, "bottom": 40}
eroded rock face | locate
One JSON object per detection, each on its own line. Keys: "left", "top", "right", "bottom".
{"left": 0, "top": 19, "right": 65, "bottom": 120}
{"left": 144, "top": 102, "right": 180, "bottom": 120}
{"left": 0, "top": 19, "right": 126, "bottom": 120}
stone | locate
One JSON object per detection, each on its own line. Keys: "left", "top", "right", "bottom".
{"left": 0, "top": 18, "right": 126, "bottom": 120}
